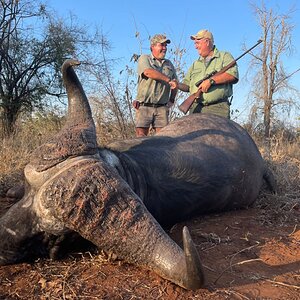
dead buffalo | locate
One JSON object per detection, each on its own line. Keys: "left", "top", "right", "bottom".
{"left": 0, "top": 59, "right": 275, "bottom": 290}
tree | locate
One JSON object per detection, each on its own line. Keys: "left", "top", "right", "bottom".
{"left": 0, "top": 0, "right": 72, "bottom": 136}
{"left": 0, "top": 0, "right": 108, "bottom": 137}
{"left": 247, "top": 1, "right": 299, "bottom": 138}
{"left": 80, "top": 32, "right": 136, "bottom": 143}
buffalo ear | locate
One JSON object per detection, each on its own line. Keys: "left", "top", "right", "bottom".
{"left": 29, "top": 59, "right": 97, "bottom": 172}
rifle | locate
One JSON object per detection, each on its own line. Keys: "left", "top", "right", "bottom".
{"left": 178, "top": 39, "right": 263, "bottom": 114}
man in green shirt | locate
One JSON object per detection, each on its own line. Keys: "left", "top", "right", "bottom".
{"left": 133, "top": 34, "right": 178, "bottom": 137}
{"left": 178, "top": 29, "right": 239, "bottom": 118}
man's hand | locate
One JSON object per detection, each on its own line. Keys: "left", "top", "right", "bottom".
{"left": 167, "top": 101, "right": 174, "bottom": 108}
{"left": 132, "top": 100, "right": 140, "bottom": 109}
{"left": 199, "top": 79, "right": 212, "bottom": 93}
{"left": 169, "top": 79, "right": 178, "bottom": 90}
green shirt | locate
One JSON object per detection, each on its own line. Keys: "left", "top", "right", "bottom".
{"left": 137, "top": 54, "right": 177, "bottom": 105}
{"left": 183, "top": 47, "right": 239, "bottom": 105}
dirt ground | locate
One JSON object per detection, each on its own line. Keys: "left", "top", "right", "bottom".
{"left": 0, "top": 193, "right": 299, "bottom": 300}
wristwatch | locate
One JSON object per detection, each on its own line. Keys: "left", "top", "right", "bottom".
{"left": 209, "top": 78, "right": 215, "bottom": 86}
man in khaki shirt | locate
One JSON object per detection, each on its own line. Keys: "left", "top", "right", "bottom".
{"left": 133, "top": 34, "right": 178, "bottom": 137}
{"left": 178, "top": 29, "right": 239, "bottom": 119}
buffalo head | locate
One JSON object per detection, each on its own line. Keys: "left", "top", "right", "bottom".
{"left": 0, "top": 59, "right": 205, "bottom": 290}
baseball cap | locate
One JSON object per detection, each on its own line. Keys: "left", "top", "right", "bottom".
{"left": 190, "top": 29, "right": 214, "bottom": 44}
{"left": 150, "top": 34, "right": 171, "bottom": 45}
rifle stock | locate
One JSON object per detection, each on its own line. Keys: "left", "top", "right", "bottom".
{"left": 178, "top": 90, "right": 202, "bottom": 114}
{"left": 178, "top": 39, "right": 263, "bottom": 115}
{"left": 178, "top": 61, "right": 237, "bottom": 115}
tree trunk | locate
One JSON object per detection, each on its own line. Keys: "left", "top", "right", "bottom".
{"left": 1, "top": 108, "right": 17, "bottom": 138}
{"left": 263, "top": 98, "right": 272, "bottom": 138}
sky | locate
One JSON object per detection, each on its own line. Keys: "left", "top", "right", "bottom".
{"left": 45, "top": 0, "right": 300, "bottom": 124}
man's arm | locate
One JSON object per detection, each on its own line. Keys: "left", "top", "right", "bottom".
{"left": 177, "top": 63, "right": 194, "bottom": 92}
{"left": 199, "top": 72, "right": 238, "bottom": 93}
{"left": 138, "top": 55, "right": 171, "bottom": 84}
{"left": 143, "top": 68, "right": 170, "bottom": 83}
{"left": 143, "top": 68, "right": 178, "bottom": 89}
{"left": 177, "top": 82, "right": 190, "bottom": 92}
{"left": 167, "top": 87, "right": 178, "bottom": 107}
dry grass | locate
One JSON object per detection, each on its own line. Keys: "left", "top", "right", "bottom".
{"left": 252, "top": 135, "right": 300, "bottom": 231}
{"left": 0, "top": 118, "right": 299, "bottom": 203}
{"left": 0, "top": 115, "right": 62, "bottom": 195}
{"left": 258, "top": 135, "right": 299, "bottom": 200}
{"left": 0, "top": 121, "right": 299, "bottom": 300}
{"left": 0, "top": 115, "right": 135, "bottom": 195}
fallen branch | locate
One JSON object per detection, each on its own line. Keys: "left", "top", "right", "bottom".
{"left": 265, "top": 279, "right": 300, "bottom": 290}
{"left": 288, "top": 224, "right": 297, "bottom": 236}
{"left": 214, "top": 258, "right": 263, "bottom": 284}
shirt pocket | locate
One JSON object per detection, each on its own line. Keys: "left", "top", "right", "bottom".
{"left": 162, "top": 66, "right": 174, "bottom": 78}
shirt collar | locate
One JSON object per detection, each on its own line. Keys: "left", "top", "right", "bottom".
{"left": 198, "top": 47, "right": 220, "bottom": 62}
{"left": 151, "top": 53, "right": 166, "bottom": 63}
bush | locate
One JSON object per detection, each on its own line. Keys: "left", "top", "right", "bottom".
{"left": 0, "top": 112, "right": 64, "bottom": 195}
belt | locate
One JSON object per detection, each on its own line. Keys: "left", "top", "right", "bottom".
{"left": 195, "top": 98, "right": 229, "bottom": 106}
{"left": 140, "top": 102, "right": 166, "bottom": 108}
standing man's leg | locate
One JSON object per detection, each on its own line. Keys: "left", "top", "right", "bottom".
{"left": 136, "top": 127, "right": 149, "bottom": 137}
{"left": 153, "top": 106, "right": 169, "bottom": 134}
{"left": 135, "top": 107, "right": 153, "bottom": 137}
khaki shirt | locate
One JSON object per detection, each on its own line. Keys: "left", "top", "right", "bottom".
{"left": 183, "top": 47, "right": 239, "bottom": 105}
{"left": 137, "top": 54, "right": 177, "bottom": 105}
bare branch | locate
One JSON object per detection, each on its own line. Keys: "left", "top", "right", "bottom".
{"left": 246, "top": 1, "right": 298, "bottom": 137}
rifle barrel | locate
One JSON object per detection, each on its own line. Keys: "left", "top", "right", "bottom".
{"left": 195, "top": 40, "right": 262, "bottom": 87}
{"left": 234, "top": 39, "right": 262, "bottom": 62}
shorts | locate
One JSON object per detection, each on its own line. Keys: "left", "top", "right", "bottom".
{"left": 135, "top": 106, "right": 169, "bottom": 128}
